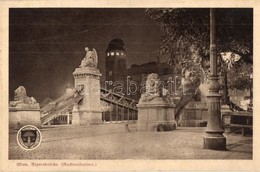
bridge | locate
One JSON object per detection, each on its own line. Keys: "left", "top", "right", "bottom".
{"left": 40, "top": 88, "right": 138, "bottom": 125}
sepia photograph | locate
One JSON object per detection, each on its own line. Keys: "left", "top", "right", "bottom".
{"left": 1, "top": 1, "right": 259, "bottom": 171}
{"left": 8, "top": 7, "right": 253, "bottom": 160}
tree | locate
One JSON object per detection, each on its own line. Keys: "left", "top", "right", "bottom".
{"left": 145, "top": 8, "right": 253, "bottom": 91}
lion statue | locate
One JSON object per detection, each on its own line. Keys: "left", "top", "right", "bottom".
{"left": 139, "top": 73, "right": 162, "bottom": 102}
{"left": 79, "top": 47, "right": 98, "bottom": 68}
{"left": 145, "top": 73, "right": 161, "bottom": 96}
{"left": 10, "top": 86, "right": 37, "bottom": 107}
{"left": 139, "top": 73, "right": 174, "bottom": 104}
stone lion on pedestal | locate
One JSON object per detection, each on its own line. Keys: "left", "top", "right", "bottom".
{"left": 139, "top": 73, "right": 174, "bottom": 104}
{"left": 79, "top": 47, "right": 98, "bottom": 68}
{"left": 145, "top": 73, "right": 161, "bottom": 96}
{"left": 139, "top": 73, "right": 162, "bottom": 102}
{"left": 10, "top": 86, "right": 37, "bottom": 107}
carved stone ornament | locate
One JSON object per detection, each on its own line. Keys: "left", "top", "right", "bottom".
{"left": 79, "top": 47, "right": 98, "bottom": 69}
{"left": 139, "top": 73, "right": 161, "bottom": 102}
{"left": 10, "top": 86, "right": 37, "bottom": 107}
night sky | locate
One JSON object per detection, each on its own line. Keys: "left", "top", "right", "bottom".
{"left": 9, "top": 8, "right": 162, "bottom": 102}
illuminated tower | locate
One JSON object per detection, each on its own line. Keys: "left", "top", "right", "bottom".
{"left": 105, "top": 39, "right": 127, "bottom": 93}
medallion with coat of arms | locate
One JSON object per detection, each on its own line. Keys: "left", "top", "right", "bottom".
{"left": 16, "top": 125, "right": 42, "bottom": 150}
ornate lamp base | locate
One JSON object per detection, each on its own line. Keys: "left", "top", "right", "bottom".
{"left": 204, "top": 75, "right": 226, "bottom": 150}
{"left": 203, "top": 133, "right": 226, "bottom": 150}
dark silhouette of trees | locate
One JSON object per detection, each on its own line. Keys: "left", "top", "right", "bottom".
{"left": 146, "top": 8, "right": 253, "bottom": 91}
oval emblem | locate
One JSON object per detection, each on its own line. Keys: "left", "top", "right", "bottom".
{"left": 16, "top": 125, "right": 42, "bottom": 150}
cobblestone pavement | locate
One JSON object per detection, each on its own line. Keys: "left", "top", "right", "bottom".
{"left": 9, "top": 124, "right": 252, "bottom": 159}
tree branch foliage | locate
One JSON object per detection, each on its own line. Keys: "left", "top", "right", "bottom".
{"left": 146, "top": 8, "right": 253, "bottom": 90}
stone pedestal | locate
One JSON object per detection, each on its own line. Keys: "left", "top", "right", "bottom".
{"left": 221, "top": 104, "right": 232, "bottom": 133}
{"left": 73, "top": 67, "right": 102, "bottom": 125}
{"left": 179, "top": 101, "right": 208, "bottom": 127}
{"left": 72, "top": 105, "right": 80, "bottom": 125}
{"left": 79, "top": 110, "right": 102, "bottom": 125}
{"left": 137, "top": 97, "right": 176, "bottom": 131}
{"left": 221, "top": 104, "right": 231, "bottom": 115}
{"left": 9, "top": 103, "right": 41, "bottom": 129}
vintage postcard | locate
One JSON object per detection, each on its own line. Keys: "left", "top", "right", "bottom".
{"left": 0, "top": 0, "right": 260, "bottom": 171}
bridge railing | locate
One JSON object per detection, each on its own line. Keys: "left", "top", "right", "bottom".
{"left": 100, "top": 88, "right": 138, "bottom": 123}
{"left": 40, "top": 88, "right": 138, "bottom": 125}
{"left": 41, "top": 95, "right": 83, "bottom": 125}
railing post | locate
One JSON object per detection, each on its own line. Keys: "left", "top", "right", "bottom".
{"left": 116, "top": 104, "right": 118, "bottom": 123}
{"left": 110, "top": 103, "right": 112, "bottom": 123}
{"left": 127, "top": 108, "right": 130, "bottom": 122}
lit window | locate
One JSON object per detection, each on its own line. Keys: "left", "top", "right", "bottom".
{"left": 109, "top": 71, "right": 112, "bottom": 76}
{"left": 111, "top": 52, "right": 114, "bottom": 56}
{"left": 107, "top": 53, "right": 110, "bottom": 56}
{"left": 116, "top": 52, "right": 119, "bottom": 56}
{"left": 121, "top": 53, "right": 124, "bottom": 56}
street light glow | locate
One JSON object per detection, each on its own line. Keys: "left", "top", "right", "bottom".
{"left": 220, "top": 52, "right": 241, "bottom": 69}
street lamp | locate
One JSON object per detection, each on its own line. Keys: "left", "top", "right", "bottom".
{"left": 221, "top": 52, "right": 241, "bottom": 69}
{"left": 220, "top": 52, "right": 241, "bottom": 104}
{"left": 203, "top": 9, "right": 226, "bottom": 150}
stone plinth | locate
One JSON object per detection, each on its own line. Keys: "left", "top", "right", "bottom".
{"left": 137, "top": 97, "right": 176, "bottom": 131}
{"left": 179, "top": 101, "right": 208, "bottom": 127}
{"left": 72, "top": 105, "right": 80, "bottom": 125}
{"left": 9, "top": 103, "right": 41, "bottom": 129}
{"left": 78, "top": 110, "right": 102, "bottom": 125}
{"left": 73, "top": 67, "right": 102, "bottom": 125}
{"left": 221, "top": 104, "right": 231, "bottom": 115}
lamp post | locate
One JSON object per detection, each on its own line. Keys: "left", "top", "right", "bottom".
{"left": 220, "top": 52, "right": 241, "bottom": 105}
{"left": 203, "top": 8, "right": 226, "bottom": 150}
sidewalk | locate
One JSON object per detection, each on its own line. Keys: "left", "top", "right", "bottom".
{"left": 9, "top": 124, "right": 252, "bottom": 159}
